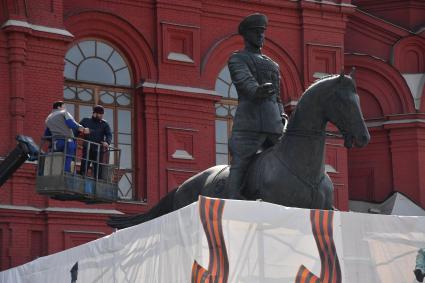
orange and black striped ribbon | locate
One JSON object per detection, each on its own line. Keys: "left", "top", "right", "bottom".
{"left": 191, "top": 197, "right": 229, "bottom": 283}
{"left": 295, "top": 210, "right": 342, "bottom": 283}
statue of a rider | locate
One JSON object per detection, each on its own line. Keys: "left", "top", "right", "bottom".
{"left": 226, "top": 13, "right": 286, "bottom": 199}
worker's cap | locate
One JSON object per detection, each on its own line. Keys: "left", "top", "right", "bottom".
{"left": 238, "top": 13, "right": 268, "bottom": 35}
{"left": 93, "top": 105, "right": 104, "bottom": 114}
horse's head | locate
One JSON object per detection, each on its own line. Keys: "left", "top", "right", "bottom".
{"left": 325, "top": 72, "right": 370, "bottom": 148}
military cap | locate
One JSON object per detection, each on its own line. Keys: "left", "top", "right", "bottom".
{"left": 93, "top": 105, "right": 104, "bottom": 114}
{"left": 238, "top": 13, "right": 268, "bottom": 35}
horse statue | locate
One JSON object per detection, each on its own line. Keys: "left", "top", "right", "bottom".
{"left": 108, "top": 72, "right": 370, "bottom": 229}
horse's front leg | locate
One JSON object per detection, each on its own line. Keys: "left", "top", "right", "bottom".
{"left": 315, "top": 173, "right": 334, "bottom": 210}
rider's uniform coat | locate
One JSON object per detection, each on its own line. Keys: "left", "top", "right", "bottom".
{"left": 228, "top": 49, "right": 284, "bottom": 134}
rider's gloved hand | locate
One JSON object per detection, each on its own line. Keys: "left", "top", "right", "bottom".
{"left": 255, "top": 83, "right": 275, "bottom": 98}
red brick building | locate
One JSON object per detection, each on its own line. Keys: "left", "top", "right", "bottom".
{"left": 0, "top": 0, "right": 424, "bottom": 270}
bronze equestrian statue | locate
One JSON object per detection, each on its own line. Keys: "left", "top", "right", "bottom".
{"left": 226, "top": 13, "right": 286, "bottom": 199}
{"left": 108, "top": 71, "right": 370, "bottom": 229}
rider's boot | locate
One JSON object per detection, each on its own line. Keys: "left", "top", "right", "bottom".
{"left": 414, "top": 269, "right": 424, "bottom": 282}
{"left": 225, "top": 168, "right": 246, "bottom": 200}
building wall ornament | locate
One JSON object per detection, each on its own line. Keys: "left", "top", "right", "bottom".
{"left": 1, "top": 20, "right": 73, "bottom": 37}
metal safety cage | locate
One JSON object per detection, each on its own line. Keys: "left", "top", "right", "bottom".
{"left": 36, "top": 135, "right": 121, "bottom": 203}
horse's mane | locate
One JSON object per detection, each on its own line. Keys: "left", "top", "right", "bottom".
{"left": 313, "top": 74, "right": 335, "bottom": 83}
{"left": 306, "top": 74, "right": 338, "bottom": 92}
{"left": 302, "top": 74, "right": 355, "bottom": 97}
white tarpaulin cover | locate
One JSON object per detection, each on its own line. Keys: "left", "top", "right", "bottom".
{"left": 350, "top": 192, "right": 425, "bottom": 216}
{"left": 1, "top": 196, "right": 425, "bottom": 283}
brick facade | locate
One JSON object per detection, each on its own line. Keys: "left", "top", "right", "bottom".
{"left": 0, "top": 0, "right": 424, "bottom": 270}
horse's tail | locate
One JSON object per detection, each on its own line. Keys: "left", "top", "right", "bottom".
{"left": 107, "top": 188, "right": 177, "bottom": 229}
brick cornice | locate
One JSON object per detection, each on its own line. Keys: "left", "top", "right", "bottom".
{"left": 353, "top": 0, "right": 425, "bottom": 11}
{"left": 1, "top": 20, "right": 74, "bottom": 43}
{"left": 348, "top": 9, "right": 410, "bottom": 46}
{"left": 141, "top": 81, "right": 221, "bottom": 102}
{"left": 366, "top": 114, "right": 425, "bottom": 129}
{"left": 301, "top": 0, "right": 355, "bottom": 13}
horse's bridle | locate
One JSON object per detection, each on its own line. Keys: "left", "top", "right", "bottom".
{"left": 284, "top": 79, "right": 353, "bottom": 140}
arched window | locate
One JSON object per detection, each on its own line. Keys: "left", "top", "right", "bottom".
{"left": 63, "top": 40, "right": 134, "bottom": 200}
{"left": 64, "top": 40, "right": 131, "bottom": 86}
{"left": 215, "top": 66, "right": 238, "bottom": 165}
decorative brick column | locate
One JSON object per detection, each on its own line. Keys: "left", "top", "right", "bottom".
{"left": 141, "top": 82, "right": 219, "bottom": 207}
{"left": 385, "top": 114, "right": 425, "bottom": 207}
{"left": 4, "top": 27, "right": 29, "bottom": 147}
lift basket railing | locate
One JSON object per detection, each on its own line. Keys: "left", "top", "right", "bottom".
{"left": 36, "top": 135, "right": 121, "bottom": 203}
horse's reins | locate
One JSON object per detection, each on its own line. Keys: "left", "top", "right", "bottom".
{"left": 274, "top": 128, "right": 334, "bottom": 208}
{"left": 284, "top": 129, "right": 343, "bottom": 139}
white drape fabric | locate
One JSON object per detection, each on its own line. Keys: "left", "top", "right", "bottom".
{"left": 1, "top": 198, "right": 424, "bottom": 283}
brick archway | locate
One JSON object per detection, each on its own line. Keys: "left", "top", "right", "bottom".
{"left": 345, "top": 54, "right": 415, "bottom": 115}
{"left": 65, "top": 10, "right": 157, "bottom": 82}
{"left": 392, "top": 35, "right": 425, "bottom": 73}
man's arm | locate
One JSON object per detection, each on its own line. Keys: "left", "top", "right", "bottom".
{"left": 43, "top": 127, "right": 52, "bottom": 137}
{"left": 104, "top": 123, "right": 112, "bottom": 145}
{"left": 43, "top": 127, "right": 53, "bottom": 148}
{"left": 228, "top": 53, "right": 274, "bottom": 100}
{"left": 64, "top": 112, "right": 83, "bottom": 131}
{"left": 64, "top": 112, "right": 89, "bottom": 135}
{"left": 228, "top": 53, "right": 258, "bottom": 99}
{"left": 79, "top": 118, "right": 87, "bottom": 128}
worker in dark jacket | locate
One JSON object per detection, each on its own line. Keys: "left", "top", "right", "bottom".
{"left": 225, "top": 13, "right": 286, "bottom": 199}
{"left": 79, "top": 105, "right": 112, "bottom": 178}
